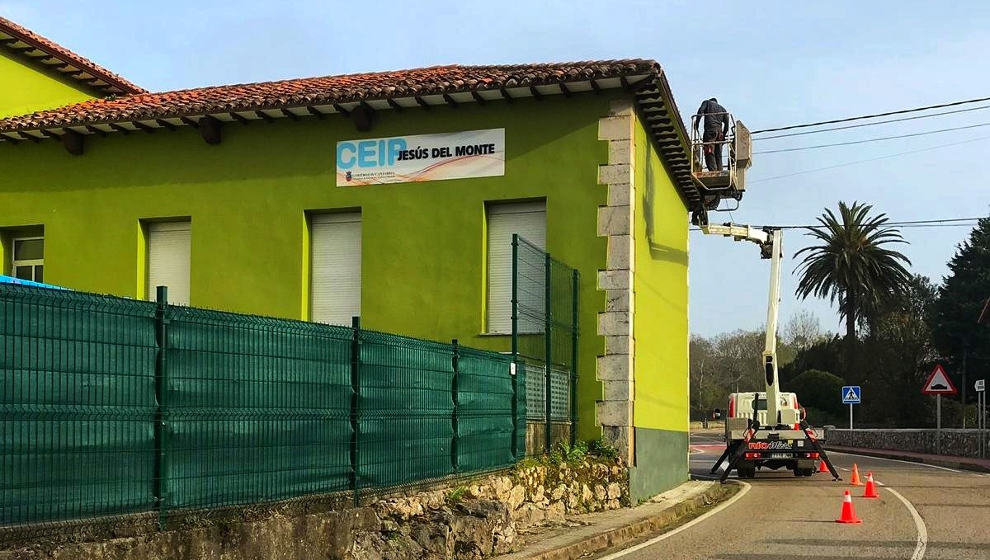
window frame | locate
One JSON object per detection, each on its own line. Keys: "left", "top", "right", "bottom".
{"left": 484, "top": 199, "right": 547, "bottom": 335}
{"left": 11, "top": 235, "right": 44, "bottom": 283}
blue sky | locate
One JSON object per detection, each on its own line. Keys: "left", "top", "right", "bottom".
{"left": 4, "top": 1, "right": 989, "bottom": 336}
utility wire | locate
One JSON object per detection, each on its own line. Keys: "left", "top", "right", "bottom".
{"left": 754, "top": 122, "right": 990, "bottom": 154}
{"left": 748, "top": 135, "right": 990, "bottom": 184}
{"left": 751, "top": 96, "right": 990, "bottom": 134}
{"left": 691, "top": 217, "right": 984, "bottom": 232}
{"left": 755, "top": 104, "right": 990, "bottom": 140}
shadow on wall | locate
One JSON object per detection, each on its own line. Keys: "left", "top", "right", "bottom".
{"left": 643, "top": 140, "right": 687, "bottom": 267}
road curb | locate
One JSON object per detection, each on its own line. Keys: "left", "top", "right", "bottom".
{"left": 503, "top": 482, "right": 739, "bottom": 560}
{"left": 827, "top": 445, "right": 990, "bottom": 473}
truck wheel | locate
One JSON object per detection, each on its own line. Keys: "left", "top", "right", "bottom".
{"left": 738, "top": 466, "right": 756, "bottom": 479}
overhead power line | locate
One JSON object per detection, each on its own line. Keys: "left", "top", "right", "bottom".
{"left": 691, "top": 217, "right": 984, "bottom": 232}
{"left": 754, "top": 122, "right": 990, "bottom": 154}
{"left": 748, "top": 135, "right": 990, "bottom": 184}
{"left": 755, "top": 104, "right": 990, "bottom": 140}
{"left": 750, "top": 96, "right": 990, "bottom": 134}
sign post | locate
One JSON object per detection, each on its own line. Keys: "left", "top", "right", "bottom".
{"left": 977, "top": 379, "right": 986, "bottom": 458}
{"left": 922, "top": 364, "right": 958, "bottom": 455}
{"left": 841, "top": 386, "right": 861, "bottom": 429}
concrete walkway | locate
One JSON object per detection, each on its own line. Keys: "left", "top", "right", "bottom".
{"left": 498, "top": 480, "right": 737, "bottom": 560}
{"left": 827, "top": 444, "right": 990, "bottom": 472}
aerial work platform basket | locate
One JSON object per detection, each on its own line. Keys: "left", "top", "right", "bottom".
{"left": 690, "top": 113, "right": 752, "bottom": 215}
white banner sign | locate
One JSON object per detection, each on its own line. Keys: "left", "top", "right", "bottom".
{"left": 335, "top": 128, "right": 505, "bottom": 186}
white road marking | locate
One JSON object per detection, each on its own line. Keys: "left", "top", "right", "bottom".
{"left": 831, "top": 451, "right": 961, "bottom": 473}
{"left": 595, "top": 481, "right": 751, "bottom": 560}
{"left": 885, "top": 486, "right": 928, "bottom": 560}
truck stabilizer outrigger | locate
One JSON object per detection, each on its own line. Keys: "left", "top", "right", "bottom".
{"left": 709, "top": 412, "right": 842, "bottom": 483}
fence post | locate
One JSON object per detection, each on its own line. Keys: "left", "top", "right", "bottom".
{"left": 153, "top": 286, "right": 168, "bottom": 529}
{"left": 350, "top": 316, "right": 361, "bottom": 506}
{"left": 570, "top": 269, "right": 579, "bottom": 446}
{"left": 451, "top": 339, "right": 460, "bottom": 474}
{"left": 544, "top": 253, "right": 552, "bottom": 454}
{"left": 510, "top": 234, "right": 520, "bottom": 459}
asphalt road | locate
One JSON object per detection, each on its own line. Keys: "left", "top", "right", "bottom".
{"left": 596, "top": 431, "right": 990, "bottom": 560}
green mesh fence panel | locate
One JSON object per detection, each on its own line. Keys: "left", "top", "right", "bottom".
{"left": 2, "top": 285, "right": 523, "bottom": 528}
{"left": 511, "top": 236, "right": 578, "bottom": 433}
{"left": 358, "top": 331, "right": 454, "bottom": 487}
{"left": 162, "top": 306, "right": 352, "bottom": 512}
{"left": 456, "top": 347, "right": 516, "bottom": 471}
{"left": 0, "top": 285, "right": 157, "bottom": 525}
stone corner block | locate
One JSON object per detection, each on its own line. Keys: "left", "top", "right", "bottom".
{"left": 597, "top": 205, "right": 630, "bottom": 237}
{"left": 597, "top": 269, "right": 630, "bottom": 291}
{"left": 596, "top": 353, "right": 631, "bottom": 381}
{"left": 608, "top": 98, "right": 635, "bottom": 117}
{"left": 608, "top": 140, "right": 631, "bottom": 165}
{"left": 606, "top": 235, "right": 632, "bottom": 270}
{"left": 596, "top": 400, "right": 632, "bottom": 427}
{"left": 597, "top": 163, "right": 631, "bottom": 185}
{"left": 598, "top": 115, "right": 632, "bottom": 141}
{"left": 607, "top": 183, "right": 631, "bottom": 206}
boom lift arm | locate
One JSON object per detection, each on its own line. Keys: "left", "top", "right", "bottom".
{"left": 702, "top": 223, "right": 841, "bottom": 482}
{"left": 699, "top": 224, "right": 783, "bottom": 426}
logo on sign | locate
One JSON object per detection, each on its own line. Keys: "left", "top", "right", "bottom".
{"left": 748, "top": 441, "right": 792, "bottom": 451}
{"left": 335, "top": 129, "right": 505, "bottom": 186}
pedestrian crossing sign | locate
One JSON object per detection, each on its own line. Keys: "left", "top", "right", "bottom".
{"left": 841, "top": 385, "right": 861, "bottom": 404}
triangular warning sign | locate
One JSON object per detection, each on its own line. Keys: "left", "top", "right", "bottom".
{"left": 844, "top": 388, "right": 858, "bottom": 401}
{"left": 922, "top": 364, "right": 958, "bottom": 395}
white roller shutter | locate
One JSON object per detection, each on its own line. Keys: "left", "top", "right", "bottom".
{"left": 311, "top": 212, "right": 362, "bottom": 326}
{"left": 486, "top": 201, "right": 546, "bottom": 334}
{"left": 147, "top": 221, "right": 191, "bottom": 305}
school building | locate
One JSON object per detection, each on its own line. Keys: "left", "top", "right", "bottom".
{"left": 0, "top": 17, "right": 713, "bottom": 500}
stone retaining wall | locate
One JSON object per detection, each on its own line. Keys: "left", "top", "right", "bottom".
{"left": 826, "top": 428, "right": 988, "bottom": 458}
{"left": 1, "top": 456, "right": 627, "bottom": 560}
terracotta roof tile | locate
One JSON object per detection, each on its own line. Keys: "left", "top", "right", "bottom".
{"left": 0, "top": 17, "right": 144, "bottom": 95}
{"left": 0, "top": 60, "right": 657, "bottom": 132}
{"left": 0, "top": 58, "right": 701, "bottom": 208}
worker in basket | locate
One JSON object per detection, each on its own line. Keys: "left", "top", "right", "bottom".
{"left": 694, "top": 97, "right": 730, "bottom": 171}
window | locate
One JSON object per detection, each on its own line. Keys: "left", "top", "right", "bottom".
{"left": 311, "top": 212, "right": 362, "bottom": 326}
{"left": 12, "top": 237, "right": 44, "bottom": 283}
{"left": 486, "top": 200, "right": 546, "bottom": 334}
{"left": 146, "top": 221, "right": 191, "bottom": 305}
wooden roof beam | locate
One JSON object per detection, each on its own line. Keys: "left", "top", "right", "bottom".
{"left": 198, "top": 115, "right": 222, "bottom": 145}
{"left": 228, "top": 112, "right": 251, "bottom": 125}
{"left": 108, "top": 123, "right": 131, "bottom": 135}
{"left": 61, "top": 129, "right": 84, "bottom": 155}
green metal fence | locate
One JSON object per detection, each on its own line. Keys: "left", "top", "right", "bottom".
{"left": 511, "top": 234, "right": 579, "bottom": 452}
{"left": 0, "top": 283, "right": 526, "bottom": 528}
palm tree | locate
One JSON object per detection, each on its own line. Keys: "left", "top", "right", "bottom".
{"left": 794, "top": 201, "right": 912, "bottom": 344}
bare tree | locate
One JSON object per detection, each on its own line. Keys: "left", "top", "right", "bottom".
{"left": 783, "top": 310, "right": 824, "bottom": 351}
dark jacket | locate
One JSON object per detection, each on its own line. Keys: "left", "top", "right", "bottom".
{"left": 696, "top": 99, "right": 730, "bottom": 134}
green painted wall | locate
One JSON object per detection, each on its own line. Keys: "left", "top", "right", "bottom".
{"left": 0, "top": 94, "right": 619, "bottom": 437}
{"left": 0, "top": 50, "right": 95, "bottom": 118}
{"left": 629, "top": 114, "right": 690, "bottom": 499}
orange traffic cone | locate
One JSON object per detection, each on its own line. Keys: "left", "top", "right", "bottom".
{"left": 849, "top": 464, "right": 862, "bottom": 486}
{"left": 835, "top": 490, "right": 862, "bottom": 524}
{"left": 818, "top": 459, "right": 828, "bottom": 473}
{"left": 862, "top": 472, "right": 879, "bottom": 498}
